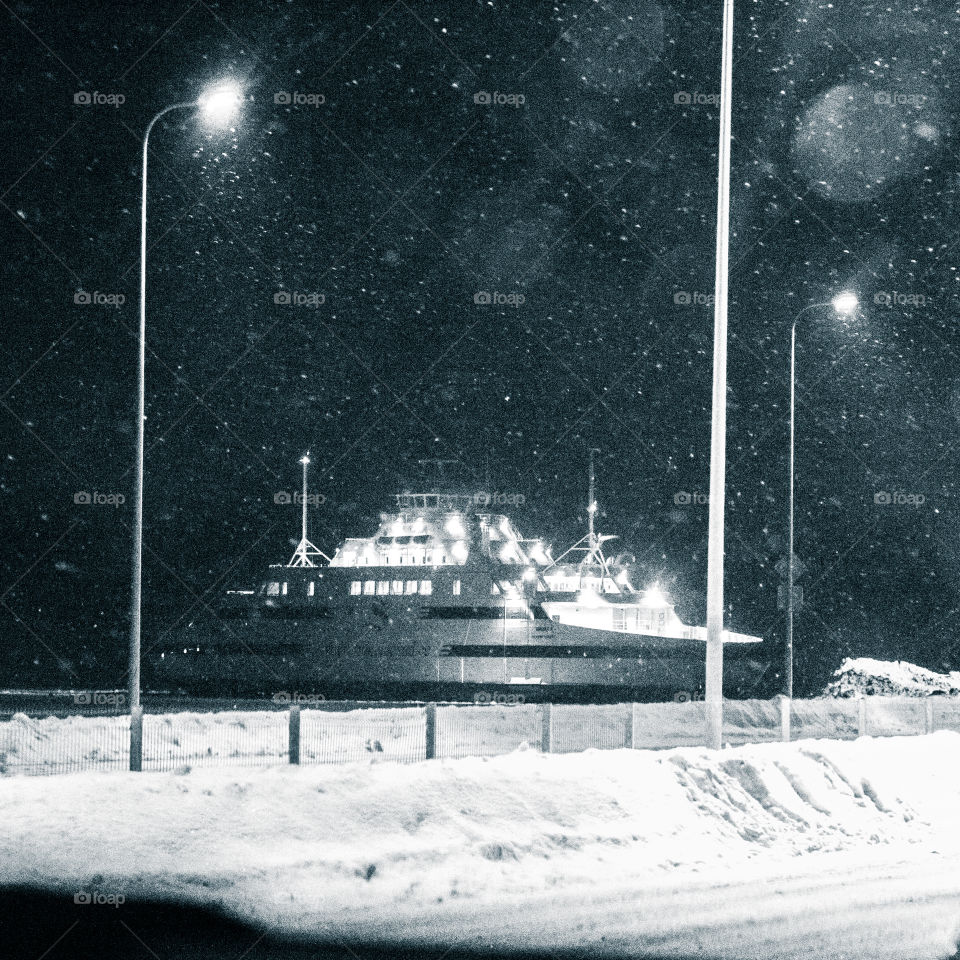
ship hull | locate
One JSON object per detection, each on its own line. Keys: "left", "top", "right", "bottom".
{"left": 155, "top": 611, "right": 769, "bottom": 702}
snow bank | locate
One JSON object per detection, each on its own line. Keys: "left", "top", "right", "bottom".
{"left": 825, "top": 657, "right": 960, "bottom": 698}
{"left": 1, "top": 733, "right": 959, "bottom": 956}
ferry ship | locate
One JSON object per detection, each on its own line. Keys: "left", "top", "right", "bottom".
{"left": 156, "top": 457, "right": 768, "bottom": 701}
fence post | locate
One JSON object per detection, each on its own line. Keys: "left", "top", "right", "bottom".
{"left": 858, "top": 697, "right": 867, "bottom": 738}
{"left": 625, "top": 703, "right": 634, "bottom": 749}
{"left": 425, "top": 703, "right": 437, "bottom": 760}
{"left": 925, "top": 698, "right": 934, "bottom": 735}
{"left": 540, "top": 702, "right": 552, "bottom": 753}
{"left": 129, "top": 706, "right": 143, "bottom": 772}
{"left": 778, "top": 694, "right": 791, "bottom": 743}
{"left": 289, "top": 704, "right": 301, "bottom": 765}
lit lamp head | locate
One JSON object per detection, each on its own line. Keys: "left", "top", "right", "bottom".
{"left": 832, "top": 291, "right": 859, "bottom": 316}
{"left": 199, "top": 82, "right": 242, "bottom": 125}
{"left": 299, "top": 454, "right": 310, "bottom": 466}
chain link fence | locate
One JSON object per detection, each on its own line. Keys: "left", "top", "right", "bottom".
{"left": 3, "top": 695, "right": 960, "bottom": 776}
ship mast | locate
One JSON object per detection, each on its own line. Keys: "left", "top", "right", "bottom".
{"left": 288, "top": 453, "right": 330, "bottom": 567}
{"left": 543, "top": 449, "right": 626, "bottom": 593}
{"left": 580, "top": 447, "right": 616, "bottom": 589}
{"left": 587, "top": 447, "right": 598, "bottom": 551}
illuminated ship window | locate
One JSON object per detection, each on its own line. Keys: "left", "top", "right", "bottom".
{"left": 452, "top": 579, "right": 461, "bottom": 596}
{"left": 490, "top": 583, "right": 500, "bottom": 595}
{"left": 266, "top": 582, "right": 280, "bottom": 596}
{"left": 420, "top": 580, "right": 433, "bottom": 595}
{"left": 376, "top": 581, "right": 390, "bottom": 595}
{"left": 391, "top": 580, "right": 403, "bottom": 595}
{"left": 282, "top": 583, "right": 288, "bottom": 595}
{"left": 350, "top": 581, "right": 361, "bottom": 595}
{"left": 405, "top": 580, "right": 418, "bottom": 594}
{"left": 363, "top": 580, "right": 375, "bottom": 595}
{"left": 308, "top": 582, "right": 315, "bottom": 597}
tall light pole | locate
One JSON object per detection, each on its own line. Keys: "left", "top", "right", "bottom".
{"left": 785, "top": 292, "right": 858, "bottom": 699}
{"left": 704, "top": 0, "right": 736, "bottom": 749}
{"left": 129, "top": 82, "right": 242, "bottom": 715}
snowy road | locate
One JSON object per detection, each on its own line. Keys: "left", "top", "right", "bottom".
{"left": 331, "top": 858, "right": 960, "bottom": 959}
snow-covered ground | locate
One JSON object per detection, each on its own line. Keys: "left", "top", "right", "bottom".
{"left": 1, "top": 733, "right": 959, "bottom": 959}
{"left": 825, "top": 657, "right": 960, "bottom": 698}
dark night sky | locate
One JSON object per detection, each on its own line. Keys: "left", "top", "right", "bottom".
{"left": 2, "top": 0, "right": 960, "bottom": 694}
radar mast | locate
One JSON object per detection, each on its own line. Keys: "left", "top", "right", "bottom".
{"left": 288, "top": 453, "right": 331, "bottom": 567}
{"left": 544, "top": 449, "right": 628, "bottom": 593}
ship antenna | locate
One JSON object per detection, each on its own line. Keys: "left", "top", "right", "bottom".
{"left": 588, "top": 447, "right": 599, "bottom": 551}
{"left": 417, "top": 458, "right": 458, "bottom": 486}
{"left": 288, "top": 453, "right": 331, "bottom": 567}
{"left": 541, "top": 447, "right": 628, "bottom": 594}
{"left": 583, "top": 447, "right": 618, "bottom": 591}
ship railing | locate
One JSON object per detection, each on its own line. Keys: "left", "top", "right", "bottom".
{"left": 395, "top": 493, "right": 478, "bottom": 512}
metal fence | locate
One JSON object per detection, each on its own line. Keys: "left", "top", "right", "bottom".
{"left": 0, "top": 709, "right": 132, "bottom": 776}
{"left": 299, "top": 706, "right": 426, "bottom": 764}
{"left": 3, "top": 696, "right": 960, "bottom": 776}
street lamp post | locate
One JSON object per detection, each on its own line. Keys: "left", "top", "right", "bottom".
{"left": 785, "top": 292, "right": 858, "bottom": 700}
{"left": 704, "top": 0, "right": 736, "bottom": 750}
{"left": 129, "top": 84, "right": 241, "bottom": 721}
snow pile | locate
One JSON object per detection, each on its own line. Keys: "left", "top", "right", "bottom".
{"left": 1, "top": 733, "right": 959, "bottom": 956}
{"left": 825, "top": 658, "right": 960, "bottom": 698}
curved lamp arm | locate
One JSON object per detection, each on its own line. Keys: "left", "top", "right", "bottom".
{"left": 790, "top": 300, "right": 834, "bottom": 336}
